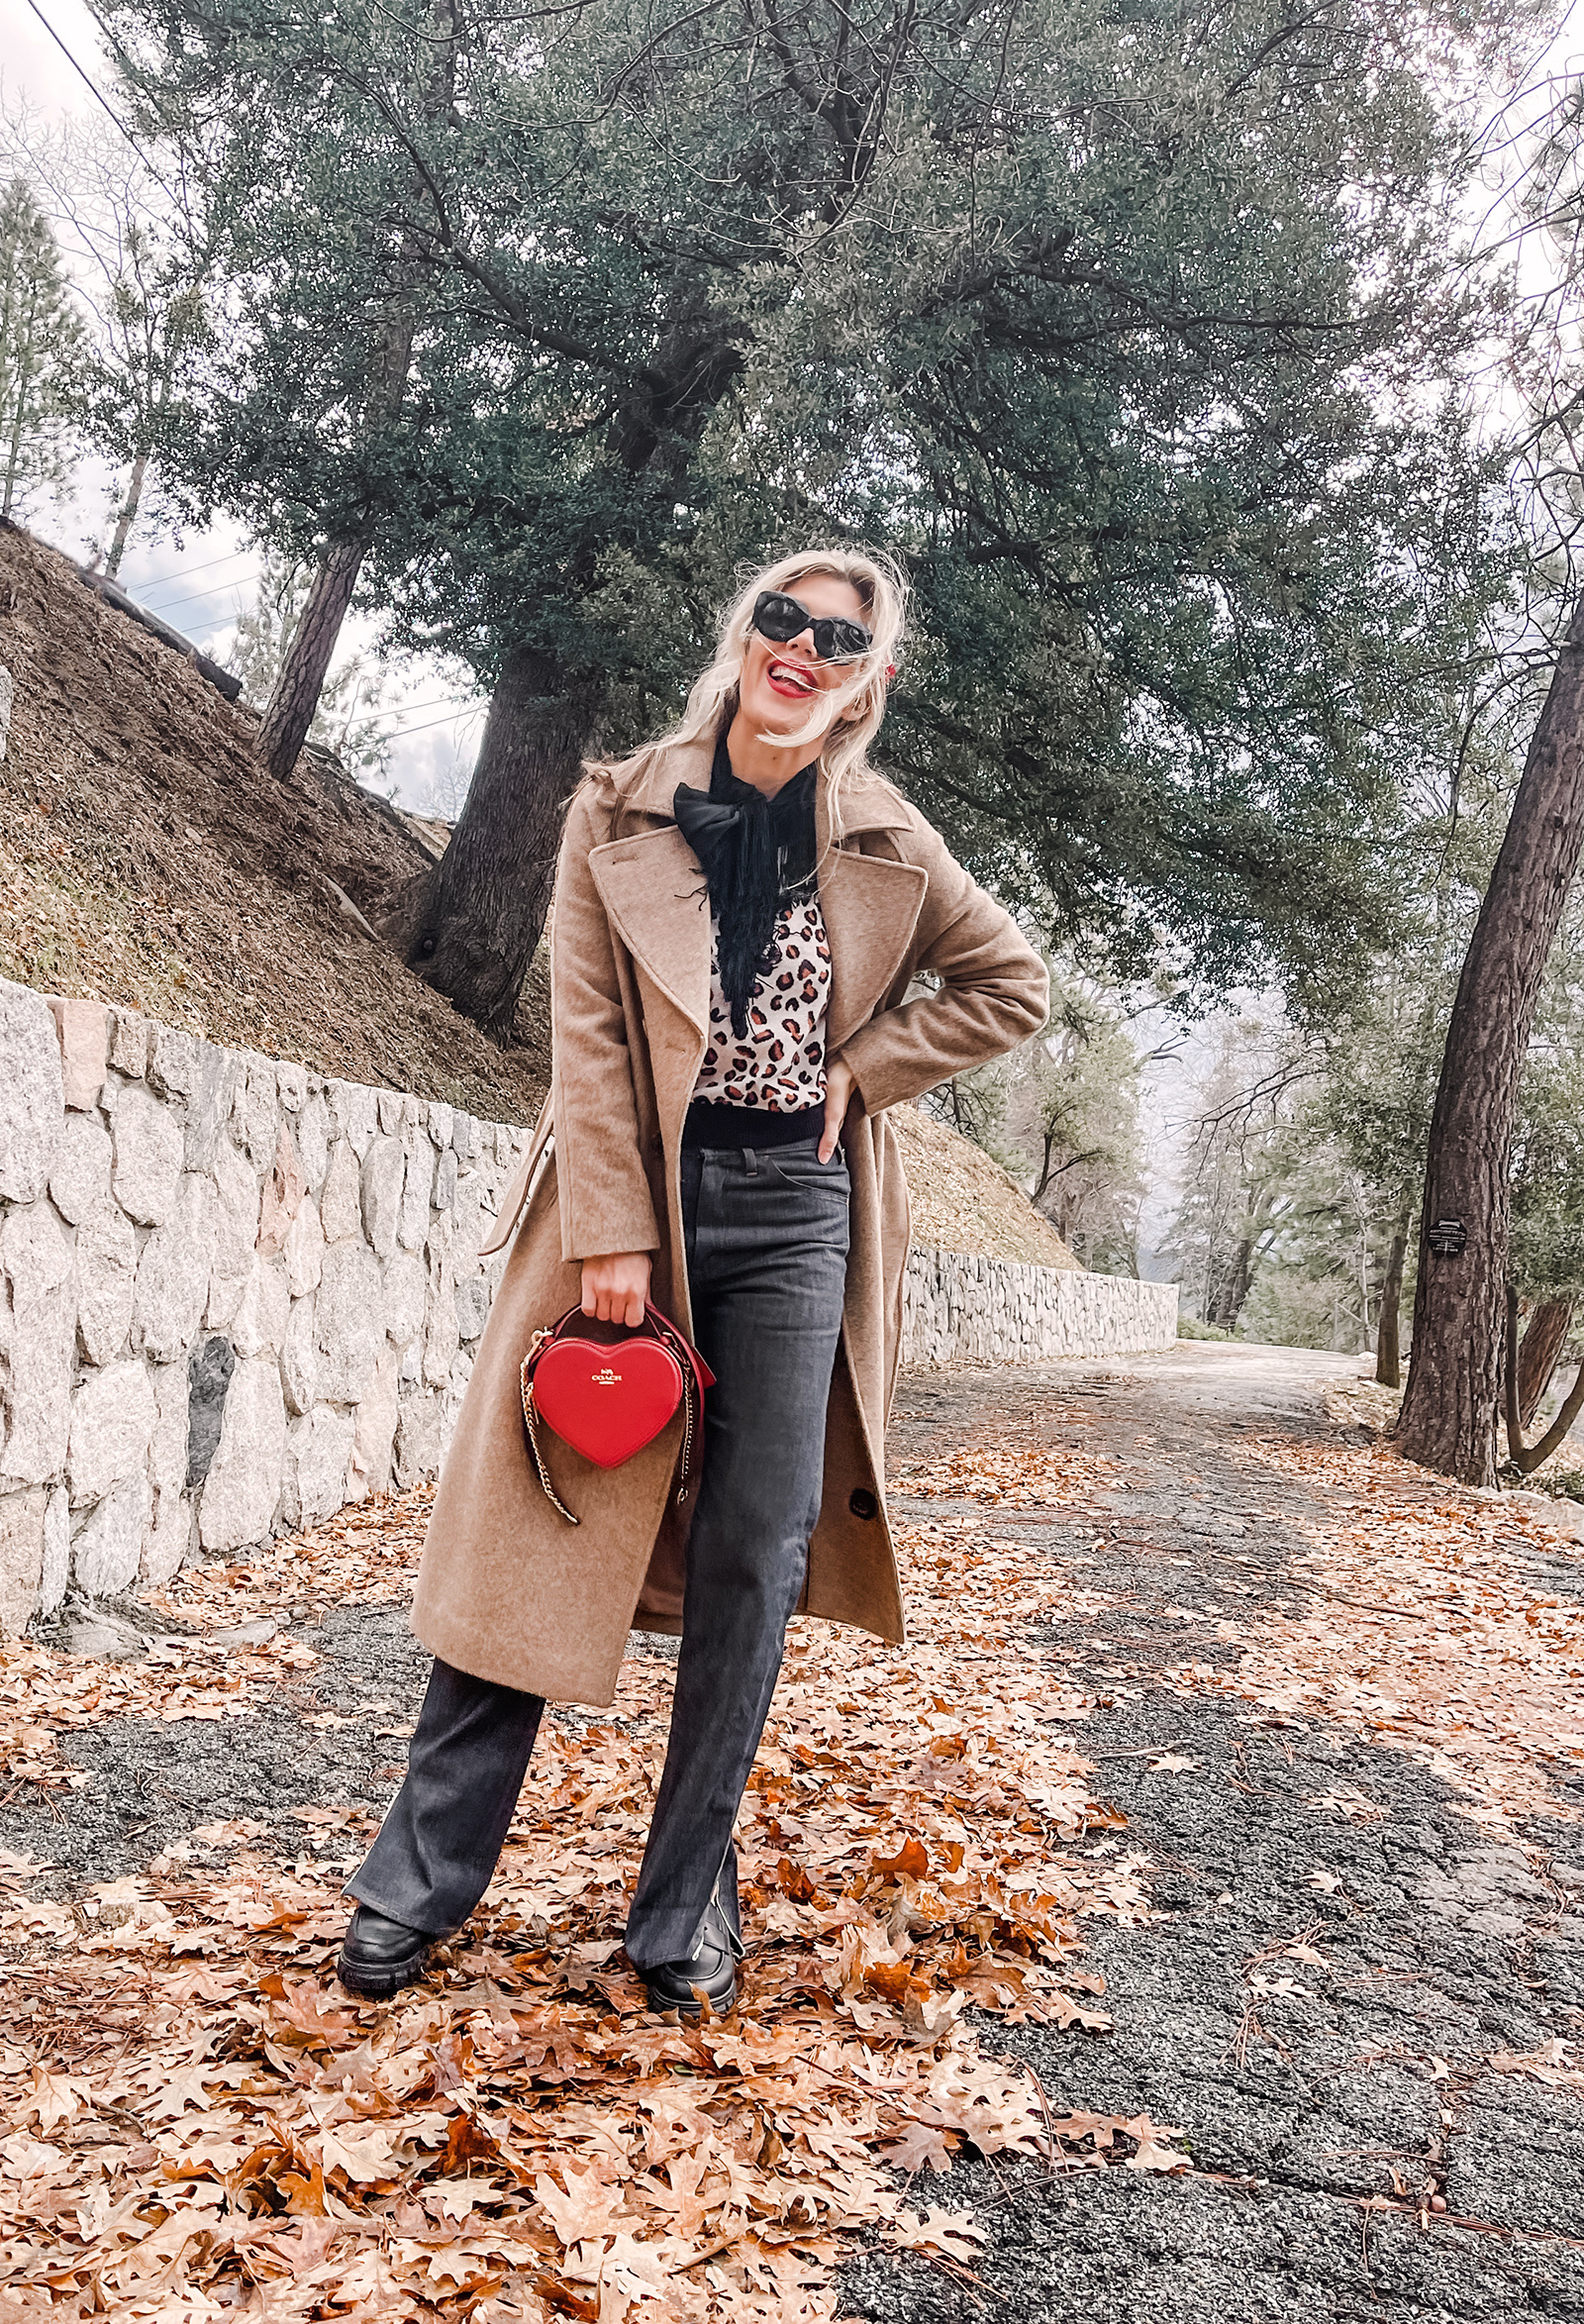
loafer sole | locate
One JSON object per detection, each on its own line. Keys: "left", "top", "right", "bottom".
{"left": 644, "top": 1972, "right": 738, "bottom": 2016}
{"left": 337, "top": 1942, "right": 433, "bottom": 1999}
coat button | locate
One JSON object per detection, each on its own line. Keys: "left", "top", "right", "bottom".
{"left": 848, "top": 1488, "right": 878, "bottom": 1521}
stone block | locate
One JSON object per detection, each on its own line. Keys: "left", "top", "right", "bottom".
{"left": 376, "top": 1089, "right": 402, "bottom": 1136}
{"left": 256, "top": 1123, "right": 306, "bottom": 1257}
{"left": 394, "top": 1390, "right": 443, "bottom": 1489}
{"left": 348, "top": 1345, "right": 399, "bottom": 1499}
{"left": 75, "top": 1203, "right": 137, "bottom": 1365}
{"left": 73, "top": 1472, "right": 149, "bottom": 1596}
{"left": 315, "top": 1242, "right": 383, "bottom": 1403}
{"left": 146, "top": 1361, "right": 189, "bottom": 1583}
{"left": 234, "top": 1058, "right": 279, "bottom": 1168}
{"left": 283, "top": 1193, "right": 324, "bottom": 1299}
{"left": 107, "top": 1008, "right": 146, "bottom": 1076}
{"left": 61, "top": 1605, "right": 147, "bottom": 1658}
{"left": 398, "top": 1142, "right": 434, "bottom": 1251}
{"left": 69, "top": 1359, "right": 157, "bottom": 1504}
{"left": 198, "top": 1355, "right": 286, "bottom": 1554}
{"left": 135, "top": 1170, "right": 217, "bottom": 1362}
{"left": 50, "top": 1111, "right": 112, "bottom": 1227}
{"left": 232, "top": 1254, "right": 289, "bottom": 1362}
{"left": 208, "top": 1145, "right": 260, "bottom": 1329}
{"left": 0, "top": 1201, "right": 75, "bottom": 1484}
{"left": 41, "top": 1485, "right": 68, "bottom": 1615}
{"left": 296, "top": 1091, "right": 331, "bottom": 1193}
{"left": 429, "top": 1102, "right": 453, "bottom": 1151}
{"left": 148, "top": 1022, "right": 200, "bottom": 1100}
{"left": 280, "top": 1294, "right": 319, "bottom": 1416}
{"left": 0, "top": 979, "right": 64, "bottom": 1204}
{"left": 320, "top": 1138, "right": 361, "bottom": 1244}
{"left": 111, "top": 1080, "right": 184, "bottom": 1226}
{"left": 384, "top": 1250, "right": 427, "bottom": 1349}
{"left": 185, "top": 1336, "right": 236, "bottom": 1488}
{"left": 455, "top": 1274, "right": 491, "bottom": 1344}
{"left": 0, "top": 1486, "right": 46, "bottom": 1637}
{"left": 276, "top": 1061, "right": 307, "bottom": 1113}
{"left": 184, "top": 1041, "right": 244, "bottom": 1171}
{"left": 360, "top": 1136, "right": 403, "bottom": 1259}
{"left": 331, "top": 1081, "right": 377, "bottom": 1159}
{"left": 451, "top": 1111, "right": 475, "bottom": 1162}
{"left": 424, "top": 1222, "right": 459, "bottom": 1390}
{"left": 48, "top": 997, "right": 108, "bottom": 1112}
{"left": 286, "top": 1406, "right": 356, "bottom": 1527}
{"left": 143, "top": 1493, "right": 191, "bottom": 1585}
{"left": 451, "top": 1169, "right": 490, "bottom": 1258}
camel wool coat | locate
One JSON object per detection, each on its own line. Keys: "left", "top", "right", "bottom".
{"left": 410, "top": 733, "right": 1049, "bottom": 1705}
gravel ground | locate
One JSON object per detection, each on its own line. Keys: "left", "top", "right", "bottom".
{"left": 842, "top": 1353, "right": 1584, "bottom": 2324}
{"left": 7, "top": 1342, "right": 1581, "bottom": 2321}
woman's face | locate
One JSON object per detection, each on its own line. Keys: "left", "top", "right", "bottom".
{"left": 737, "top": 573, "right": 871, "bottom": 751}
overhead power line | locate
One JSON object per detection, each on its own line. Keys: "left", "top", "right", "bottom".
{"left": 21, "top": 0, "right": 153, "bottom": 168}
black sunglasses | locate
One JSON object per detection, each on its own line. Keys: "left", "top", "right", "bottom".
{"left": 750, "top": 588, "right": 872, "bottom": 663}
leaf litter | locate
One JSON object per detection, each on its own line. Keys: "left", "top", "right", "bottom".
{"left": 0, "top": 1490, "right": 1177, "bottom": 2321}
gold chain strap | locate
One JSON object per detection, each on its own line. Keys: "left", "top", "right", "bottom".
{"left": 521, "top": 1380, "right": 582, "bottom": 1526}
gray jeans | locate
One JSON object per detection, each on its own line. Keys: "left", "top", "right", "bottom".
{"left": 347, "top": 1135, "right": 850, "bottom": 1970}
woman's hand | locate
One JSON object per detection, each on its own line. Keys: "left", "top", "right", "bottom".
{"left": 820, "top": 1056, "right": 857, "bottom": 1163}
{"left": 581, "top": 1253, "right": 652, "bottom": 1328}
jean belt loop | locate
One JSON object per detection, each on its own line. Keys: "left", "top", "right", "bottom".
{"left": 742, "top": 1147, "right": 759, "bottom": 1177}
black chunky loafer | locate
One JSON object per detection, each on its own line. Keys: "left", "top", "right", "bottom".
{"left": 336, "top": 1905, "right": 437, "bottom": 1999}
{"left": 644, "top": 1896, "right": 740, "bottom": 2016}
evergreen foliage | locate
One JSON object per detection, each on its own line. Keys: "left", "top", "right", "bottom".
{"left": 102, "top": 0, "right": 1527, "bottom": 1006}
{"left": 0, "top": 176, "right": 84, "bottom": 521}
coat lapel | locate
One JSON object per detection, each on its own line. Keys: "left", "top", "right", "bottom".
{"left": 819, "top": 772, "right": 928, "bottom": 1056}
{"left": 589, "top": 823, "right": 712, "bottom": 1037}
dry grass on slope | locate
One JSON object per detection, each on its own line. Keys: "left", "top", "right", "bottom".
{"left": 0, "top": 522, "right": 545, "bottom": 1127}
{"left": 891, "top": 1103, "right": 1080, "bottom": 1268}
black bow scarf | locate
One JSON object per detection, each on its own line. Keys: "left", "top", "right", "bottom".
{"left": 673, "top": 732, "right": 818, "bottom": 1038}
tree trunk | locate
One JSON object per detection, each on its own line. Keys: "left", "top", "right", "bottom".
{"left": 1397, "top": 595, "right": 1584, "bottom": 1483}
{"left": 253, "top": 534, "right": 371, "bottom": 781}
{"left": 1209, "top": 1236, "right": 1255, "bottom": 1332}
{"left": 1375, "top": 1219, "right": 1409, "bottom": 1388}
{"left": 105, "top": 447, "right": 148, "bottom": 577}
{"left": 380, "top": 646, "right": 593, "bottom": 1042}
{"left": 1505, "top": 1286, "right": 1584, "bottom": 1473}
{"left": 1517, "top": 1296, "right": 1574, "bottom": 1433}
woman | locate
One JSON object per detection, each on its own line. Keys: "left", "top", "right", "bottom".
{"left": 337, "top": 547, "right": 1049, "bottom": 2011}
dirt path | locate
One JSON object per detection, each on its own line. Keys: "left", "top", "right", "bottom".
{"left": 1, "top": 1344, "right": 1581, "bottom": 2322}
{"left": 845, "top": 1347, "right": 1584, "bottom": 2324}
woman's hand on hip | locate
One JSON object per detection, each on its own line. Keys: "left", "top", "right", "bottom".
{"left": 581, "top": 1253, "right": 651, "bottom": 1328}
{"left": 820, "top": 1057, "right": 856, "bottom": 1163}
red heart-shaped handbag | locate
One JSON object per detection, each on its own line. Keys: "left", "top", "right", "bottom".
{"left": 520, "top": 1303, "right": 715, "bottom": 1525}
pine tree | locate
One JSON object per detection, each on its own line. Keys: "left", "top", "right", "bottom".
{"left": 0, "top": 177, "right": 83, "bottom": 521}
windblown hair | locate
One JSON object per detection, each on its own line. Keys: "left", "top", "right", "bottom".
{"left": 590, "top": 546, "right": 907, "bottom": 835}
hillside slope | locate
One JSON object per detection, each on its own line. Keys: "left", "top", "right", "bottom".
{"left": 0, "top": 518, "right": 1075, "bottom": 1267}
{"left": 0, "top": 521, "right": 547, "bottom": 1124}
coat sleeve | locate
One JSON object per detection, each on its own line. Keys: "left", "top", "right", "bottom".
{"left": 550, "top": 786, "right": 663, "bottom": 1262}
{"left": 835, "top": 813, "right": 1050, "bottom": 1113}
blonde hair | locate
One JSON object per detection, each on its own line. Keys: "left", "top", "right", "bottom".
{"left": 592, "top": 545, "right": 907, "bottom": 835}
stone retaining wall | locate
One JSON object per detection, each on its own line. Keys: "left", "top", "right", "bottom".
{"left": 0, "top": 978, "right": 529, "bottom": 1634}
{"left": 0, "top": 977, "right": 1179, "bottom": 1634}
{"left": 901, "top": 1246, "right": 1177, "bottom": 1368}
